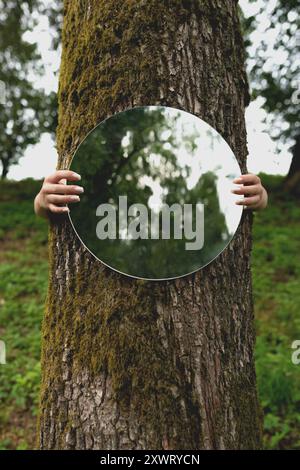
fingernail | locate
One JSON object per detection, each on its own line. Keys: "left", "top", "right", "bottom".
{"left": 231, "top": 186, "right": 242, "bottom": 193}
{"left": 76, "top": 186, "right": 84, "bottom": 193}
{"left": 233, "top": 178, "right": 242, "bottom": 183}
{"left": 71, "top": 195, "right": 80, "bottom": 201}
{"left": 63, "top": 207, "right": 69, "bottom": 212}
{"left": 72, "top": 172, "right": 81, "bottom": 180}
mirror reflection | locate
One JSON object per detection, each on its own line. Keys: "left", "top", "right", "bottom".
{"left": 69, "top": 106, "right": 243, "bottom": 280}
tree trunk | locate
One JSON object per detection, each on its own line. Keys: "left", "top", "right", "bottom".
{"left": 285, "top": 135, "right": 300, "bottom": 196}
{"left": 38, "top": 0, "right": 263, "bottom": 450}
{"left": 1, "top": 159, "right": 9, "bottom": 180}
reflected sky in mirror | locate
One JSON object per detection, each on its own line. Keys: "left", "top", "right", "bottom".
{"left": 69, "top": 106, "right": 243, "bottom": 280}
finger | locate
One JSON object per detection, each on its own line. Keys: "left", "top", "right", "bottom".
{"left": 45, "top": 170, "right": 81, "bottom": 184}
{"left": 231, "top": 184, "right": 262, "bottom": 196}
{"left": 43, "top": 183, "right": 84, "bottom": 195}
{"left": 233, "top": 174, "right": 261, "bottom": 185}
{"left": 47, "top": 194, "right": 81, "bottom": 204}
{"left": 235, "top": 195, "right": 261, "bottom": 206}
{"left": 48, "top": 203, "right": 70, "bottom": 214}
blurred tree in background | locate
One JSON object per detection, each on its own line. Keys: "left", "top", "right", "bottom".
{"left": 241, "top": 0, "right": 300, "bottom": 194}
{"left": 0, "top": 0, "right": 57, "bottom": 179}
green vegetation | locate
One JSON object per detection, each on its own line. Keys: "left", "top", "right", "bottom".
{"left": 0, "top": 178, "right": 48, "bottom": 449}
{"left": 252, "top": 174, "right": 300, "bottom": 449}
{"left": 0, "top": 175, "right": 299, "bottom": 449}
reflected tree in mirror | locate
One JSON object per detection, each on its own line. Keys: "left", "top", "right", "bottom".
{"left": 69, "top": 106, "right": 242, "bottom": 280}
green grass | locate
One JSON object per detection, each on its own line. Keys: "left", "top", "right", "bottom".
{"left": 252, "top": 174, "right": 300, "bottom": 449}
{"left": 0, "top": 178, "right": 48, "bottom": 450}
{"left": 0, "top": 175, "right": 299, "bottom": 449}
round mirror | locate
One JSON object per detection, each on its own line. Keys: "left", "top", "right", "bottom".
{"left": 68, "top": 106, "right": 243, "bottom": 280}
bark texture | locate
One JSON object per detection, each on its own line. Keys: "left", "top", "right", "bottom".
{"left": 38, "top": 0, "right": 263, "bottom": 450}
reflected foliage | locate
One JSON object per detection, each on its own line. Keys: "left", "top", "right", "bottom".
{"left": 70, "top": 106, "right": 241, "bottom": 279}
{"left": 0, "top": 0, "right": 57, "bottom": 179}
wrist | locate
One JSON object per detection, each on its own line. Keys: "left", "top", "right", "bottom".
{"left": 256, "top": 187, "right": 268, "bottom": 210}
{"left": 261, "top": 187, "right": 268, "bottom": 209}
{"left": 34, "top": 192, "right": 49, "bottom": 219}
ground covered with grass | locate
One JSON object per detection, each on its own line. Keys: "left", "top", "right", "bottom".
{"left": 0, "top": 179, "right": 48, "bottom": 449}
{"left": 252, "top": 174, "right": 300, "bottom": 449}
{"left": 0, "top": 175, "right": 299, "bottom": 449}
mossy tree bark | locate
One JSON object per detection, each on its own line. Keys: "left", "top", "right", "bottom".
{"left": 38, "top": 0, "right": 263, "bottom": 450}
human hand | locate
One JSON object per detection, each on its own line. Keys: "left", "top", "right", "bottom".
{"left": 34, "top": 170, "right": 84, "bottom": 219}
{"left": 231, "top": 174, "right": 268, "bottom": 211}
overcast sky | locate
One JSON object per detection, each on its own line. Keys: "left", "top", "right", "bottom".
{"left": 7, "top": 0, "right": 293, "bottom": 180}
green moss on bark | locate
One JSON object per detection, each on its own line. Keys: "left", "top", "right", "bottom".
{"left": 39, "top": 217, "right": 201, "bottom": 448}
